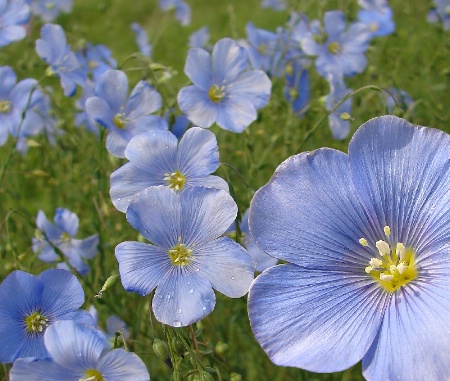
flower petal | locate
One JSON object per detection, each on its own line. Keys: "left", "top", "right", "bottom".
{"left": 215, "top": 97, "right": 257, "bottom": 133}
{"left": 125, "top": 81, "right": 162, "bottom": 118}
{"left": 363, "top": 278, "right": 450, "bottom": 381}
{"left": 212, "top": 38, "right": 247, "bottom": 84}
{"left": 229, "top": 70, "right": 271, "bottom": 110}
{"left": 53, "top": 208, "right": 78, "bottom": 236}
{"left": 98, "top": 349, "right": 150, "bottom": 381}
{"left": 9, "top": 358, "right": 79, "bottom": 381}
{"left": 152, "top": 269, "right": 216, "bottom": 327}
{"left": 194, "top": 237, "right": 254, "bottom": 297}
{"left": 185, "top": 48, "right": 212, "bottom": 91}
{"left": 177, "top": 85, "right": 217, "bottom": 128}
{"left": 94, "top": 70, "right": 128, "bottom": 112}
{"left": 248, "top": 263, "right": 388, "bottom": 372}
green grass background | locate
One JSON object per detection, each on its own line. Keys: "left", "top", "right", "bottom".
{"left": 0, "top": 0, "right": 449, "bottom": 379}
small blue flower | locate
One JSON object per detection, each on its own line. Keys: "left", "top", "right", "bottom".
{"left": 261, "top": 0, "right": 286, "bottom": 11}
{"left": 189, "top": 26, "right": 210, "bottom": 49}
{"left": 76, "top": 42, "right": 117, "bottom": 81}
{"left": 0, "top": 269, "right": 93, "bottom": 362}
{"left": 248, "top": 116, "right": 450, "bottom": 380}
{"left": 382, "top": 87, "right": 414, "bottom": 114}
{"left": 31, "top": 0, "right": 73, "bottom": 22}
{"left": 130, "top": 22, "right": 152, "bottom": 57}
{"left": 115, "top": 186, "right": 254, "bottom": 327}
{"left": 358, "top": 4, "right": 395, "bottom": 38}
{"left": 158, "top": 0, "right": 190, "bottom": 26}
{"left": 301, "top": 10, "right": 371, "bottom": 78}
{"left": 32, "top": 208, "right": 99, "bottom": 275}
{"left": 0, "top": 65, "right": 37, "bottom": 147}
{"left": 0, "top": 0, "right": 30, "bottom": 48}
{"left": 9, "top": 320, "right": 150, "bottom": 380}
{"left": 86, "top": 69, "right": 168, "bottom": 157}
{"left": 325, "top": 73, "right": 353, "bottom": 139}
{"left": 427, "top": 0, "right": 450, "bottom": 30}
{"left": 110, "top": 127, "right": 228, "bottom": 212}
{"left": 284, "top": 61, "right": 309, "bottom": 116}
{"left": 35, "top": 23, "right": 86, "bottom": 97}
{"left": 178, "top": 38, "right": 272, "bottom": 133}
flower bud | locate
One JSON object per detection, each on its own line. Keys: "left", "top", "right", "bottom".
{"left": 153, "top": 338, "right": 172, "bottom": 368}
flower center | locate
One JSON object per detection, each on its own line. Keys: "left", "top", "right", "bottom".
{"left": 81, "top": 369, "right": 104, "bottom": 381}
{"left": 25, "top": 311, "right": 49, "bottom": 334}
{"left": 0, "top": 100, "right": 11, "bottom": 114}
{"left": 168, "top": 242, "right": 192, "bottom": 266}
{"left": 208, "top": 84, "right": 226, "bottom": 103}
{"left": 328, "top": 41, "right": 341, "bottom": 54}
{"left": 164, "top": 170, "right": 186, "bottom": 191}
{"left": 360, "top": 226, "right": 417, "bottom": 292}
{"left": 60, "top": 232, "right": 71, "bottom": 242}
{"left": 369, "top": 22, "right": 379, "bottom": 32}
{"left": 46, "top": 2, "right": 55, "bottom": 10}
{"left": 113, "top": 113, "right": 126, "bottom": 129}
{"left": 257, "top": 43, "right": 266, "bottom": 54}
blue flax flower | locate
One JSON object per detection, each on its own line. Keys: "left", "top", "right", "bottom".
{"left": 110, "top": 127, "right": 228, "bottom": 212}
{"left": 35, "top": 23, "right": 86, "bottom": 97}
{"left": 0, "top": 0, "right": 30, "bottom": 48}
{"left": 248, "top": 116, "right": 450, "bottom": 381}
{"left": 244, "top": 22, "right": 280, "bottom": 73}
{"left": 0, "top": 66, "right": 37, "bottom": 147}
{"left": 9, "top": 320, "right": 149, "bottom": 380}
{"left": 301, "top": 10, "right": 371, "bottom": 78}
{"left": 31, "top": 0, "right": 73, "bottom": 22}
{"left": 284, "top": 61, "right": 309, "bottom": 117}
{"left": 358, "top": 6, "right": 395, "bottom": 38}
{"left": 158, "top": 0, "right": 190, "bottom": 26}
{"left": 0, "top": 269, "right": 93, "bottom": 363}
{"left": 178, "top": 38, "right": 271, "bottom": 133}
{"left": 382, "top": 87, "right": 414, "bottom": 114}
{"left": 86, "top": 69, "right": 168, "bottom": 158}
{"left": 76, "top": 42, "right": 117, "bottom": 81}
{"left": 130, "top": 22, "right": 152, "bottom": 57}
{"left": 427, "top": 0, "right": 450, "bottom": 31}
{"left": 32, "top": 208, "right": 99, "bottom": 275}
{"left": 116, "top": 186, "right": 254, "bottom": 327}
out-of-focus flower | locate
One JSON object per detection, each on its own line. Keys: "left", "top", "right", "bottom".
{"left": 248, "top": 115, "right": 450, "bottom": 381}
{"left": 31, "top": 0, "right": 73, "bottom": 22}
{"left": 189, "top": 26, "right": 210, "bottom": 49}
{"left": 284, "top": 61, "right": 309, "bottom": 116}
{"left": 130, "top": 22, "right": 152, "bottom": 57}
{"left": 0, "top": 269, "right": 93, "bottom": 362}
{"left": 261, "top": 0, "right": 286, "bottom": 11}
{"left": 159, "top": 0, "right": 190, "bottom": 26}
{"left": 178, "top": 38, "right": 271, "bottom": 133}
{"left": 357, "top": 0, "right": 395, "bottom": 38}
{"left": 382, "top": 87, "right": 414, "bottom": 114}
{"left": 76, "top": 42, "right": 117, "bottom": 81}
{"left": 35, "top": 23, "right": 86, "bottom": 97}
{"left": 301, "top": 11, "right": 371, "bottom": 78}
{"left": 427, "top": 0, "right": 450, "bottom": 30}
{"left": 115, "top": 186, "right": 254, "bottom": 327}
{"left": 75, "top": 80, "right": 99, "bottom": 134}
{"left": 0, "top": 0, "right": 30, "bottom": 48}
{"left": 32, "top": 208, "right": 99, "bottom": 275}
{"left": 10, "top": 320, "right": 150, "bottom": 380}
{"left": 110, "top": 127, "right": 228, "bottom": 212}
{"left": 88, "top": 305, "right": 130, "bottom": 346}
{"left": 85, "top": 69, "right": 168, "bottom": 157}
{"left": 325, "top": 73, "right": 352, "bottom": 139}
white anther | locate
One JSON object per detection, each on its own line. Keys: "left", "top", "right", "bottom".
{"left": 365, "top": 266, "right": 373, "bottom": 273}
{"left": 380, "top": 273, "right": 394, "bottom": 281}
{"left": 384, "top": 226, "right": 391, "bottom": 236}
{"left": 369, "top": 258, "right": 383, "bottom": 268}
{"left": 397, "top": 262, "right": 408, "bottom": 274}
{"left": 396, "top": 243, "right": 406, "bottom": 261}
{"left": 376, "top": 240, "right": 390, "bottom": 256}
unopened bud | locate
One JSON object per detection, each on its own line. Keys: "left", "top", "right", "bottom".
{"left": 153, "top": 338, "right": 172, "bottom": 368}
{"left": 215, "top": 341, "right": 228, "bottom": 355}
{"left": 230, "top": 373, "right": 242, "bottom": 381}
{"left": 95, "top": 274, "right": 120, "bottom": 298}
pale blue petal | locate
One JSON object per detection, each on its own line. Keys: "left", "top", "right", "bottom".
{"left": 39, "top": 269, "right": 85, "bottom": 318}
{"left": 126, "top": 186, "right": 180, "bottom": 248}
{"left": 98, "top": 349, "right": 150, "bottom": 381}
{"left": 178, "top": 86, "right": 217, "bottom": 128}
{"left": 212, "top": 38, "right": 247, "bottom": 84}
{"left": 116, "top": 241, "right": 172, "bottom": 295}
{"left": 363, "top": 278, "right": 450, "bottom": 381}
{"left": 106, "top": 316, "right": 129, "bottom": 339}
{"left": 44, "top": 320, "right": 107, "bottom": 370}
{"left": 10, "top": 358, "right": 79, "bottom": 381}
{"left": 194, "top": 237, "right": 254, "bottom": 297}
{"left": 177, "top": 127, "right": 219, "bottom": 177}
{"left": 324, "top": 11, "right": 346, "bottom": 39}
{"left": 186, "top": 175, "right": 229, "bottom": 192}
{"left": 180, "top": 187, "right": 237, "bottom": 247}
{"left": 152, "top": 269, "right": 216, "bottom": 327}
{"left": 125, "top": 81, "right": 162, "bottom": 118}
{"left": 85, "top": 96, "right": 114, "bottom": 129}
{"left": 229, "top": 70, "right": 271, "bottom": 110}
{"left": 0, "top": 66, "right": 17, "bottom": 97}
{"left": 248, "top": 264, "right": 388, "bottom": 372}
{"left": 105, "top": 128, "right": 129, "bottom": 158}
{"left": 53, "top": 208, "right": 79, "bottom": 236}
{"left": 349, "top": 116, "right": 450, "bottom": 260}
{"left": 70, "top": 235, "right": 99, "bottom": 259}
{"left": 216, "top": 98, "right": 257, "bottom": 133}
{"left": 185, "top": 48, "right": 212, "bottom": 91}
{"left": 10, "top": 79, "right": 37, "bottom": 110}
{"left": 36, "top": 210, "right": 62, "bottom": 241}
{"left": 95, "top": 70, "right": 128, "bottom": 112}
{"left": 249, "top": 149, "right": 380, "bottom": 269}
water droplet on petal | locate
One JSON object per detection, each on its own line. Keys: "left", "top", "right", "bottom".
{"left": 172, "top": 320, "right": 182, "bottom": 327}
{"left": 189, "top": 289, "right": 194, "bottom": 294}
{"left": 167, "top": 294, "right": 171, "bottom": 299}
{"left": 177, "top": 309, "right": 182, "bottom": 314}
{"left": 202, "top": 306, "right": 206, "bottom": 311}
{"left": 231, "top": 276, "right": 235, "bottom": 280}
{"left": 196, "top": 268, "right": 200, "bottom": 272}
{"left": 117, "top": 198, "right": 121, "bottom": 201}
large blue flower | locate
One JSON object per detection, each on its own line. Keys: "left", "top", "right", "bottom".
{"left": 110, "top": 127, "right": 228, "bottom": 212}
{"left": 116, "top": 186, "right": 254, "bottom": 327}
{"left": 0, "top": 269, "right": 93, "bottom": 363}
{"left": 85, "top": 69, "right": 168, "bottom": 158}
{"left": 248, "top": 116, "right": 450, "bottom": 380}
{"left": 35, "top": 23, "right": 86, "bottom": 97}
{"left": 178, "top": 38, "right": 272, "bottom": 133}
{"left": 0, "top": 0, "right": 30, "bottom": 48}
{"left": 32, "top": 208, "right": 99, "bottom": 275}
{"left": 9, "top": 320, "right": 149, "bottom": 380}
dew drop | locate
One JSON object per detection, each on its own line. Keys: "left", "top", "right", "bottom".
{"left": 202, "top": 306, "right": 206, "bottom": 311}
{"left": 177, "top": 309, "right": 182, "bottom": 314}
{"left": 204, "top": 298, "right": 210, "bottom": 303}
{"left": 158, "top": 295, "right": 163, "bottom": 299}
{"left": 172, "top": 320, "right": 182, "bottom": 327}
{"left": 166, "top": 294, "right": 171, "bottom": 299}
{"left": 117, "top": 198, "right": 121, "bottom": 201}
{"left": 126, "top": 199, "right": 130, "bottom": 202}
{"left": 196, "top": 268, "right": 200, "bottom": 272}
{"left": 189, "top": 289, "right": 194, "bottom": 294}
{"left": 231, "top": 276, "right": 235, "bottom": 280}
{"left": 187, "top": 281, "right": 191, "bottom": 285}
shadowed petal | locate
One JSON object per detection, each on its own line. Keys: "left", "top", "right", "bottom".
{"left": 215, "top": 98, "right": 257, "bottom": 133}
{"left": 95, "top": 70, "right": 128, "bottom": 112}
{"left": 178, "top": 86, "right": 217, "bottom": 128}
{"left": 98, "top": 349, "right": 150, "bottom": 381}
